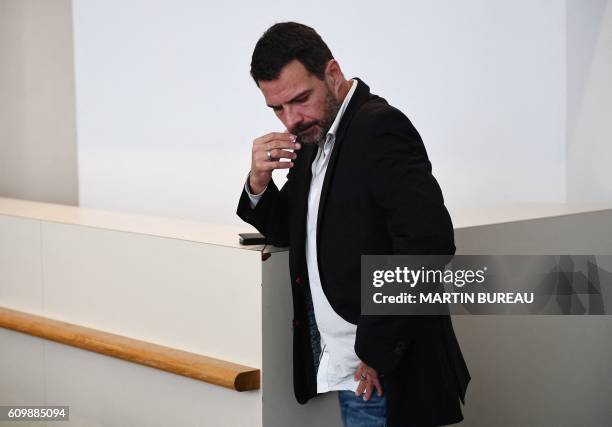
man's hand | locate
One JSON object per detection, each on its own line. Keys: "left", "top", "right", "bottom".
{"left": 249, "top": 132, "right": 301, "bottom": 194}
{"left": 354, "top": 361, "right": 383, "bottom": 401}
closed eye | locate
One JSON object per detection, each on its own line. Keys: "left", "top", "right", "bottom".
{"left": 292, "top": 94, "right": 309, "bottom": 103}
{"left": 267, "top": 89, "right": 312, "bottom": 111}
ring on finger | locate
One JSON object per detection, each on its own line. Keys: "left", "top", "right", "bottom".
{"left": 266, "top": 150, "right": 272, "bottom": 160}
{"left": 360, "top": 373, "right": 367, "bottom": 381}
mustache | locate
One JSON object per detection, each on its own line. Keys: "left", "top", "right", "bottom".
{"left": 292, "top": 121, "right": 319, "bottom": 135}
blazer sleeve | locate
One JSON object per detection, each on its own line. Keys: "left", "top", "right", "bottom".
{"left": 236, "top": 169, "right": 292, "bottom": 247}
{"left": 354, "top": 106, "right": 456, "bottom": 375}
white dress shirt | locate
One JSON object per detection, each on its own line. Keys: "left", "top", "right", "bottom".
{"left": 245, "top": 79, "right": 361, "bottom": 393}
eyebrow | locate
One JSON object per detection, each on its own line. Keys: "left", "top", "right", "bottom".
{"left": 267, "top": 89, "right": 312, "bottom": 109}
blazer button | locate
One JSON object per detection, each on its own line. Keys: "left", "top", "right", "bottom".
{"left": 292, "top": 319, "right": 301, "bottom": 328}
{"left": 295, "top": 276, "right": 302, "bottom": 285}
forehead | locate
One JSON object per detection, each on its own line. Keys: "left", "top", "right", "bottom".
{"left": 259, "top": 60, "right": 320, "bottom": 105}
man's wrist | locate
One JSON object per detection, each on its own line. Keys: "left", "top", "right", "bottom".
{"left": 247, "top": 172, "right": 267, "bottom": 196}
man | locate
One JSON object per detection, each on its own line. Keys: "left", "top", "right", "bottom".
{"left": 237, "top": 22, "right": 470, "bottom": 427}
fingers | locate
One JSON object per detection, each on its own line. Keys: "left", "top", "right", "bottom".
{"left": 253, "top": 160, "right": 294, "bottom": 172}
{"left": 354, "top": 363, "right": 365, "bottom": 382}
{"left": 251, "top": 158, "right": 293, "bottom": 173}
{"left": 371, "top": 374, "right": 383, "bottom": 397}
{"left": 354, "top": 362, "right": 383, "bottom": 401}
{"left": 365, "top": 365, "right": 383, "bottom": 397}
{"left": 260, "top": 160, "right": 293, "bottom": 170}
{"left": 251, "top": 131, "right": 301, "bottom": 175}
{"left": 358, "top": 379, "right": 375, "bottom": 401}
{"left": 354, "top": 363, "right": 374, "bottom": 400}
{"left": 263, "top": 140, "right": 301, "bottom": 153}
{"left": 355, "top": 377, "right": 367, "bottom": 397}
{"left": 365, "top": 382, "right": 374, "bottom": 401}
{"left": 257, "top": 148, "right": 297, "bottom": 161}
{"left": 254, "top": 132, "right": 301, "bottom": 151}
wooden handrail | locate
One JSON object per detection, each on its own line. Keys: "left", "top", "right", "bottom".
{"left": 0, "top": 306, "right": 260, "bottom": 391}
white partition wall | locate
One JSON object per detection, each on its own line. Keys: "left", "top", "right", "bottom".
{"left": 453, "top": 206, "right": 612, "bottom": 427}
{"left": 1, "top": 198, "right": 611, "bottom": 426}
{"left": 0, "top": 197, "right": 342, "bottom": 426}
{"left": 0, "top": 199, "right": 265, "bottom": 426}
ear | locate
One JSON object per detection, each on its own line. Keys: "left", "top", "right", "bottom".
{"left": 324, "top": 59, "right": 343, "bottom": 96}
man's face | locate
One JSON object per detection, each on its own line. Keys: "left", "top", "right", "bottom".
{"left": 259, "top": 59, "right": 341, "bottom": 146}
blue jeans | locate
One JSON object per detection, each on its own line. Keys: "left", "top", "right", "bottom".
{"left": 338, "top": 390, "right": 387, "bottom": 427}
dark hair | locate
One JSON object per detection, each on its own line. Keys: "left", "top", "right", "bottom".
{"left": 250, "top": 22, "right": 334, "bottom": 86}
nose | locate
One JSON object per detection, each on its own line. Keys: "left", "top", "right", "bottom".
{"left": 283, "top": 105, "right": 303, "bottom": 133}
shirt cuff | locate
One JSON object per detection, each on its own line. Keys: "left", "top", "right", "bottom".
{"left": 244, "top": 172, "right": 267, "bottom": 208}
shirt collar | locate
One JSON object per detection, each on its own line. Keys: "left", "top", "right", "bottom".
{"left": 319, "top": 79, "right": 358, "bottom": 150}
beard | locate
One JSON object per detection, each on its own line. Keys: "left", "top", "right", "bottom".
{"left": 293, "top": 85, "right": 341, "bottom": 146}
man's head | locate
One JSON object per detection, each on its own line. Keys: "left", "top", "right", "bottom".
{"left": 250, "top": 22, "right": 350, "bottom": 146}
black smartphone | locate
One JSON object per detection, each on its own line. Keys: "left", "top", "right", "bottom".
{"left": 238, "top": 232, "right": 267, "bottom": 245}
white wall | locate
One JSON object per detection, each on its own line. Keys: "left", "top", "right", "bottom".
{"left": 72, "top": 0, "right": 569, "bottom": 226}
{"left": 0, "top": 211, "right": 264, "bottom": 426}
{"left": 0, "top": 0, "right": 79, "bottom": 205}
{"left": 567, "top": 0, "right": 612, "bottom": 204}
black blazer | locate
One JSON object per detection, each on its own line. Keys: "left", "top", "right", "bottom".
{"left": 237, "top": 78, "right": 470, "bottom": 426}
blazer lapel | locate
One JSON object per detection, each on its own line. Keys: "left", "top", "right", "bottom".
{"left": 315, "top": 78, "right": 371, "bottom": 248}
{"left": 293, "top": 142, "right": 319, "bottom": 246}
